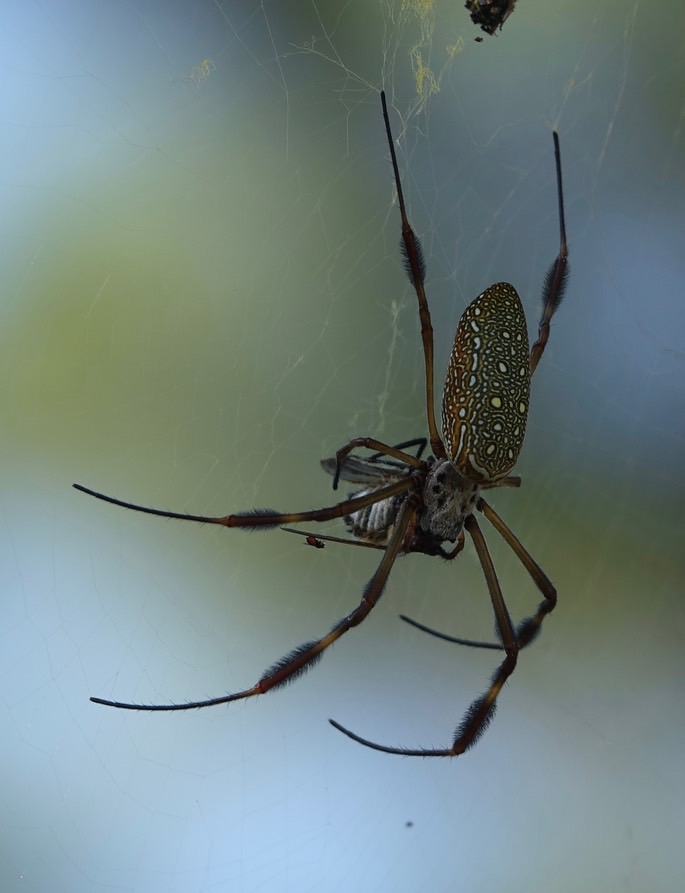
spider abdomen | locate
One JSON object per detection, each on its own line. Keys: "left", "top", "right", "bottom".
{"left": 442, "top": 282, "right": 530, "bottom": 483}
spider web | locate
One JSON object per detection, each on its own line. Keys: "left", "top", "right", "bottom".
{"left": 1, "top": 1, "right": 684, "bottom": 891}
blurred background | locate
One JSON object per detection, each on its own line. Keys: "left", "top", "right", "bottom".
{"left": 1, "top": 1, "right": 683, "bottom": 891}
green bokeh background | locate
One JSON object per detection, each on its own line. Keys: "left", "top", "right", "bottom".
{"left": 1, "top": 1, "right": 683, "bottom": 891}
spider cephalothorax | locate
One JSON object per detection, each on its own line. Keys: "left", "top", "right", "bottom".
{"left": 420, "top": 459, "right": 481, "bottom": 542}
{"left": 75, "top": 91, "right": 568, "bottom": 757}
{"left": 322, "top": 452, "right": 479, "bottom": 558}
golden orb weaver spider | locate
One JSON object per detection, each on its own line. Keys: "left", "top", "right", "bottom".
{"left": 75, "top": 91, "right": 568, "bottom": 757}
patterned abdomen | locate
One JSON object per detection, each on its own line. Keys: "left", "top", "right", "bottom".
{"left": 442, "top": 282, "right": 530, "bottom": 482}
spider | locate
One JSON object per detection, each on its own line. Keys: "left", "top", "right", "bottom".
{"left": 75, "top": 90, "right": 568, "bottom": 757}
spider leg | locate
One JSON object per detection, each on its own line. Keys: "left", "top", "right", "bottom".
{"left": 91, "top": 494, "right": 419, "bottom": 712}
{"left": 332, "top": 437, "right": 424, "bottom": 490}
{"left": 369, "top": 437, "right": 427, "bottom": 462}
{"left": 398, "top": 529, "right": 503, "bottom": 648}
{"left": 480, "top": 475, "right": 521, "bottom": 490}
{"left": 400, "top": 497, "right": 558, "bottom": 651}
{"left": 381, "top": 91, "right": 446, "bottom": 461}
{"left": 477, "top": 497, "right": 557, "bottom": 646}
{"left": 398, "top": 614, "right": 502, "bottom": 651}
{"left": 331, "top": 515, "right": 519, "bottom": 756}
{"left": 529, "top": 131, "right": 569, "bottom": 377}
{"left": 281, "top": 527, "right": 385, "bottom": 551}
{"left": 73, "top": 476, "right": 416, "bottom": 530}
